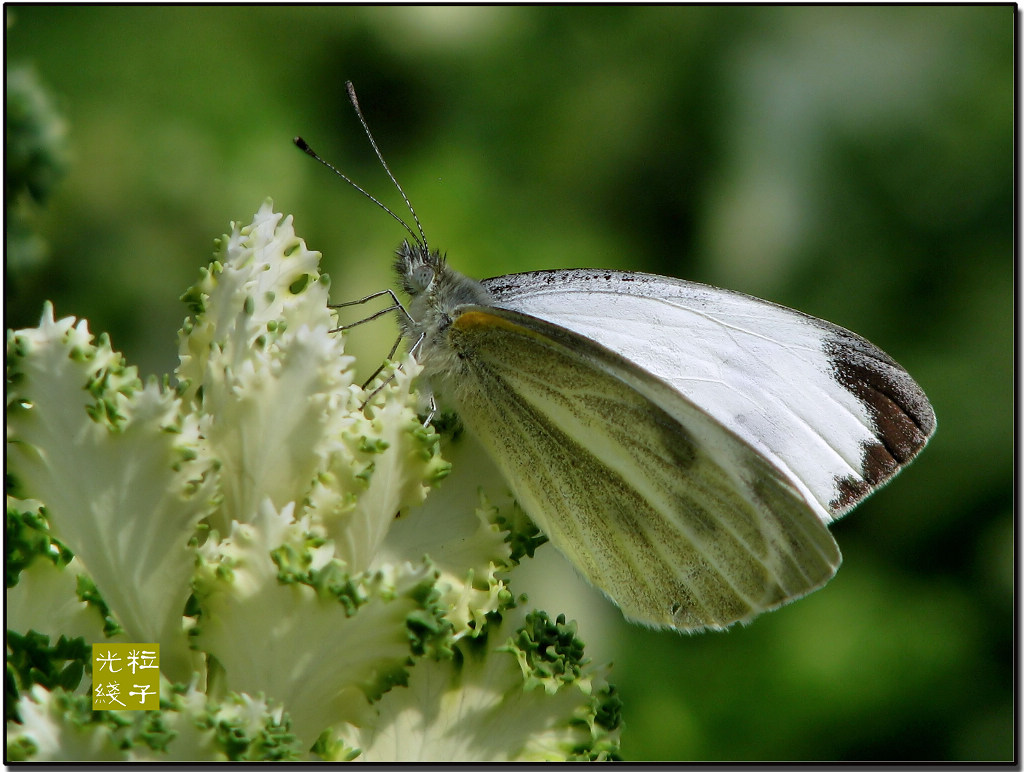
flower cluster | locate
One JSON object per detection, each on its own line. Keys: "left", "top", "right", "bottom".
{"left": 6, "top": 202, "right": 621, "bottom": 761}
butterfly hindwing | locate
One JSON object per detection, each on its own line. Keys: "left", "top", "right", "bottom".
{"left": 441, "top": 305, "right": 841, "bottom": 631}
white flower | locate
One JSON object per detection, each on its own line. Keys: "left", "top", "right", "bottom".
{"left": 6, "top": 201, "right": 621, "bottom": 761}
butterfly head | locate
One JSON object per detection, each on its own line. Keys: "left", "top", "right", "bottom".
{"left": 395, "top": 239, "right": 446, "bottom": 297}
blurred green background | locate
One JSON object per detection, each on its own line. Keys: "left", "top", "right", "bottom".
{"left": 5, "top": 6, "right": 1013, "bottom": 761}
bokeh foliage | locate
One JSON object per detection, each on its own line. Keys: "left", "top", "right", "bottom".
{"left": 5, "top": 5, "right": 1012, "bottom": 761}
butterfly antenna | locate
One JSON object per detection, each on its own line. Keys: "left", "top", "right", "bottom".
{"left": 292, "top": 136, "right": 423, "bottom": 247}
{"left": 345, "top": 81, "right": 429, "bottom": 253}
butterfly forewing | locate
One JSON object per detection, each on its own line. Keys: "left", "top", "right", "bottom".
{"left": 443, "top": 306, "right": 841, "bottom": 631}
{"left": 483, "top": 270, "right": 936, "bottom": 524}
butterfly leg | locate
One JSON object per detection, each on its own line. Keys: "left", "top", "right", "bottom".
{"left": 359, "top": 334, "right": 404, "bottom": 390}
{"left": 358, "top": 331, "right": 435, "bottom": 426}
{"left": 328, "top": 288, "right": 415, "bottom": 333}
{"left": 328, "top": 293, "right": 434, "bottom": 424}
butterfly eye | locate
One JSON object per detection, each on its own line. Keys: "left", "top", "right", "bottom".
{"left": 409, "top": 264, "right": 435, "bottom": 293}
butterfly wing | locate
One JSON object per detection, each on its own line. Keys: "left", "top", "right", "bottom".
{"left": 483, "top": 270, "right": 936, "bottom": 524}
{"left": 440, "top": 305, "right": 841, "bottom": 631}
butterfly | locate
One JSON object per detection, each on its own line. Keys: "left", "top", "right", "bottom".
{"left": 295, "top": 83, "right": 935, "bottom": 631}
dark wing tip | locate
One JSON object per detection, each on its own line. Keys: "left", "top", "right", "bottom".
{"left": 825, "top": 329, "right": 936, "bottom": 513}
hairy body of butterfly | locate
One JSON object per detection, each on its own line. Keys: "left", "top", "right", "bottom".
{"left": 393, "top": 239, "right": 935, "bottom": 632}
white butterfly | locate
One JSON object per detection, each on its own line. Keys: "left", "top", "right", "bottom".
{"left": 297, "top": 84, "right": 936, "bottom": 632}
